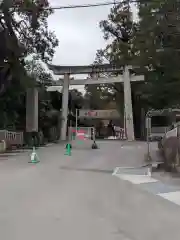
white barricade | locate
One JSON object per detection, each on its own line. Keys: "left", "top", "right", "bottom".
{"left": 114, "top": 127, "right": 127, "bottom": 140}
{"left": 69, "top": 127, "right": 95, "bottom": 149}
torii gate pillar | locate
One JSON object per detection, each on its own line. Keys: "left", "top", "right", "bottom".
{"left": 26, "top": 87, "right": 38, "bottom": 133}
{"left": 61, "top": 73, "right": 70, "bottom": 141}
{"left": 123, "top": 66, "right": 135, "bottom": 141}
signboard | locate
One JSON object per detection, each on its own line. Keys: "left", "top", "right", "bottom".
{"left": 79, "top": 109, "right": 120, "bottom": 119}
{"left": 146, "top": 108, "right": 172, "bottom": 117}
{"left": 84, "top": 110, "right": 98, "bottom": 117}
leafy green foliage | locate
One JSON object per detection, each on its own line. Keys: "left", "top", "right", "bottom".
{"left": 0, "top": 0, "right": 58, "bottom": 93}
{"left": 133, "top": 0, "right": 180, "bottom": 108}
{"left": 69, "top": 89, "right": 84, "bottom": 112}
{"left": 88, "top": 0, "right": 180, "bottom": 111}
{"left": 25, "top": 58, "right": 54, "bottom": 86}
{"left": 98, "top": 1, "right": 136, "bottom": 65}
{"left": 0, "top": 0, "right": 59, "bottom": 133}
{"left": 86, "top": 1, "right": 134, "bottom": 113}
{"left": 1, "top": 0, "right": 58, "bottom": 62}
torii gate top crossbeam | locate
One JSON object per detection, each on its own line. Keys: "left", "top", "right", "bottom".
{"left": 48, "top": 64, "right": 123, "bottom": 75}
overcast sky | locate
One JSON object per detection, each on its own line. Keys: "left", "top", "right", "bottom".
{"left": 47, "top": 0, "right": 137, "bottom": 92}
{"left": 48, "top": 0, "right": 112, "bottom": 66}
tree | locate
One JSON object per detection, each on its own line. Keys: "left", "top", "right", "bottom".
{"left": 84, "top": 83, "right": 112, "bottom": 110}
{"left": 25, "top": 58, "right": 54, "bottom": 86}
{"left": 0, "top": 0, "right": 58, "bottom": 93}
{"left": 86, "top": 1, "right": 135, "bottom": 114}
{"left": 98, "top": 1, "right": 136, "bottom": 65}
{"left": 133, "top": 0, "right": 180, "bottom": 108}
{"left": 92, "top": 0, "right": 180, "bottom": 112}
{"left": 0, "top": 0, "right": 59, "bottom": 135}
{"left": 0, "top": 75, "right": 26, "bottom": 129}
{"left": 69, "top": 89, "right": 84, "bottom": 112}
{"left": 1, "top": 0, "right": 58, "bottom": 62}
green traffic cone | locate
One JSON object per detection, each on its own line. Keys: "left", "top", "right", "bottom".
{"left": 65, "top": 143, "right": 71, "bottom": 156}
{"left": 29, "top": 147, "right": 40, "bottom": 163}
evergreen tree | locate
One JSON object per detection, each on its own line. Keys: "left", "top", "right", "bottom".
{"left": 134, "top": 0, "right": 180, "bottom": 108}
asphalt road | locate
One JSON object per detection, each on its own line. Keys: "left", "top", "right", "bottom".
{"left": 0, "top": 141, "right": 180, "bottom": 240}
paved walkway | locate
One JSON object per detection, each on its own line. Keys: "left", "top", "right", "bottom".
{"left": 0, "top": 141, "right": 180, "bottom": 240}
{"left": 114, "top": 166, "right": 180, "bottom": 206}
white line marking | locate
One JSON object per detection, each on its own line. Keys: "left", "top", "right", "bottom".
{"left": 114, "top": 171, "right": 180, "bottom": 207}
{"left": 146, "top": 167, "right": 152, "bottom": 177}
{"left": 158, "top": 191, "right": 180, "bottom": 206}
{"left": 114, "top": 166, "right": 144, "bottom": 169}
{"left": 121, "top": 145, "right": 142, "bottom": 149}
{"left": 121, "top": 146, "right": 133, "bottom": 149}
{"left": 46, "top": 143, "right": 54, "bottom": 146}
{"left": 0, "top": 153, "right": 18, "bottom": 156}
{"left": 116, "top": 174, "right": 158, "bottom": 184}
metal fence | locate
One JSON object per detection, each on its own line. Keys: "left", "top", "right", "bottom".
{"left": 0, "top": 130, "right": 24, "bottom": 148}
{"left": 149, "top": 126, "right": 170, "bottom": 140}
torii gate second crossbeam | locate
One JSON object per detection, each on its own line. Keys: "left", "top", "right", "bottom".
{"left": 48, "top": 64, "right": 144, "bottom": 141}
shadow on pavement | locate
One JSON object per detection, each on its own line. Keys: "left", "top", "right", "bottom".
{"left": 59, "top": 166, "right": 112, "bottom": 174}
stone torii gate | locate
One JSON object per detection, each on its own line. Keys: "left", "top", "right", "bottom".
{"left": 47, "top": 64, "right": 144, "bottom": 141}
